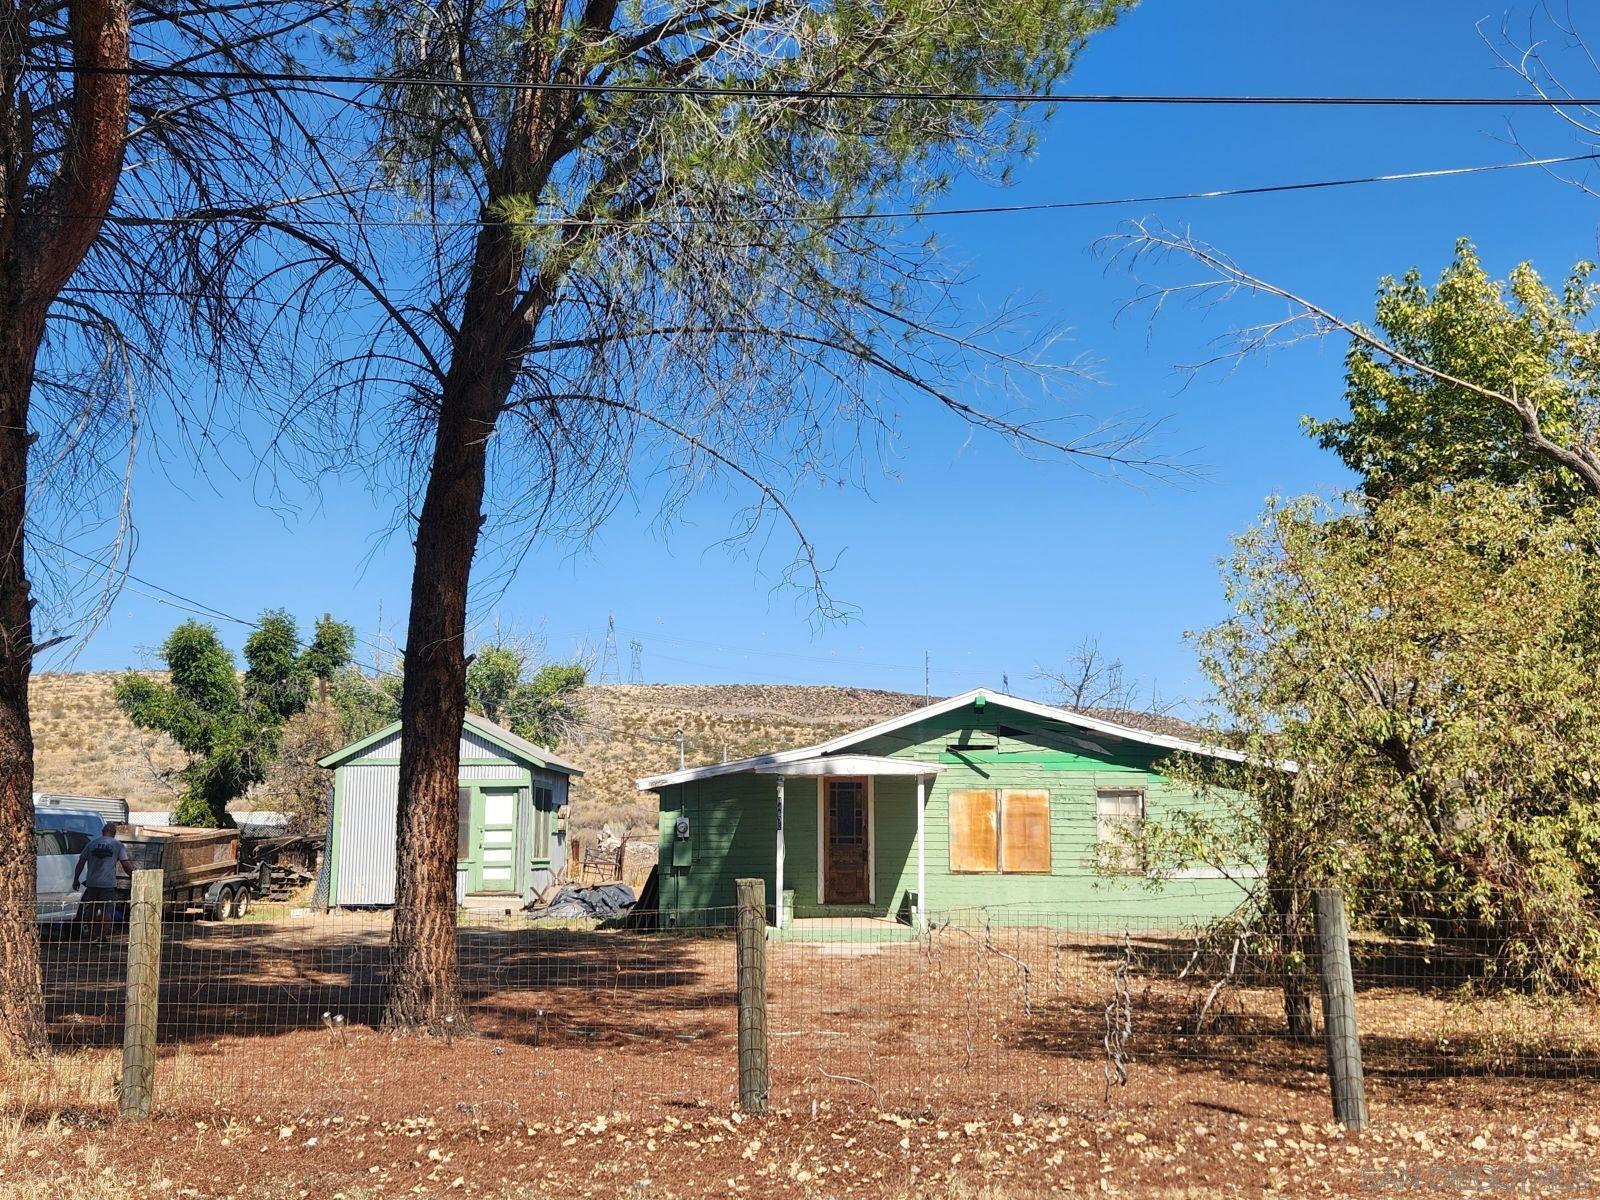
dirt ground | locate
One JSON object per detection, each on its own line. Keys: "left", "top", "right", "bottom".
{"left": 7, "top": 915, "right": 1600, "bottom": 1198}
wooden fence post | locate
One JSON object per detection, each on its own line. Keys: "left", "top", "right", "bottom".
{"left": 1312, "top": 887, "right": 1368, "bottom": 1130}
{"left": 735, "top": 877, "right": 769, "bottom": 1113}
{"left": 119, "top": 869, "right": 164, "bottom": 1122}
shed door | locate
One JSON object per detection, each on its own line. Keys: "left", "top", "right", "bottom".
{"left": 823, "top": 779, "right": 870, "bottom": 905}
{"left": 463, "top": 786, "right": 521, "bottom": 894}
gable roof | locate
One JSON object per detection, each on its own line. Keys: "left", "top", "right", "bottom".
{"left": 318, "top": 711, "right": 583, "bottom": 775}
{"left": 635, "top": 686, "right": 1251, "bottom": 790}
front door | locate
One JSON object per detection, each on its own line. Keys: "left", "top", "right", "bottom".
{"left": 468, "top": 786, "right": 520, "bottom": 894}
{"left": 823, "top": 778, "right": 870, "bottom": 905}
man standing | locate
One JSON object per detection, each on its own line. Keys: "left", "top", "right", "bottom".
{"left": 73, "top": 822, "right": 133, "bottom": 940}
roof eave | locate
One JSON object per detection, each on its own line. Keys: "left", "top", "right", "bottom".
{"left": 635, "top": 686, "right": 1281, "bottom": 788}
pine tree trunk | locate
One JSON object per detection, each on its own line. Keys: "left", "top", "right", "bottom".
{"left": 382, "top": 230, "right": 546, "bottom": 1029}
{"left": 381, "top": 0, "right": 572, "bottom": 1030}
{"left": 0, "top": 316, "right": 46, "bottom": 1057}
{"left": 382, "top": 375, "right": 495, "bottom": 1030}
{"left": 0, "top": 0, "right": 130, "bottom": 1054}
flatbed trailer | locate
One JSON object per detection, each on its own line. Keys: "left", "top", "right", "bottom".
{"left": 120, "top": 825, "right": 261, "bottom": 920}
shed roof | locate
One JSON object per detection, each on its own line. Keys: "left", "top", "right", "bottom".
{"left": 636, "top": 686, "right": 1259, "bottom": 791}
{"left": 318, "top": 712, "right": 583, "bottom": 775}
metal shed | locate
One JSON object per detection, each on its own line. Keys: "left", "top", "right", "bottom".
{"left": 317, "top": 713, "right": 582, "bottom": 908}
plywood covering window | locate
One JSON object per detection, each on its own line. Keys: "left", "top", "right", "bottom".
{"left": 1000, "top": 790, "right": 1051, "bottom": 873}
{"left": 949, "top": 789, "right": 1051, "bottom": 874}
{"left": 531, "top": 783, "right": 553, "bottom": 863}
{"left": 1096, "top": 787, "right": 1146, "bottom": 872}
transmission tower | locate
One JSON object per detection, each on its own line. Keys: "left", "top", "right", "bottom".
{"left": 628, "top": 639, "right": 644, "bottom": 684}
{"left": 599, "top": 614, "right": 621, "bottom": 683}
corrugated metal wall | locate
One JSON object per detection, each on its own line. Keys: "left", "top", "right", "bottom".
{"left": 344, "top": 728, "right": 510, "bottom": 762}
{"left": 334, "top": 764, "right": 400, "bottom": 906}
{"left": 460, "top": 763, "right": 524, "bottom": 781}
{"left": 35, "top": 793, "right": 129, "bottom": 823}
{"left": 331, "top": 728, "right": 575, "bottom": 907}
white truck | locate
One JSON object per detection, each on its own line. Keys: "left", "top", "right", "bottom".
{"left": 34, "top": 806, "right": 105, "bottom": 924}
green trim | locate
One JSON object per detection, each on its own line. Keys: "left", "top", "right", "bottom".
{"left": 317, "top": 721, "right": 403, "bottom": 769}
{"left": 318, "top": 714, "right": 569, "bottom": 772}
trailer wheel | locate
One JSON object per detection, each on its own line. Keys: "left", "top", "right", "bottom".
{"left": 209, "top": 885, "right": 234, "bottom": 921}
{"left": 230, "top": 887, "right": 252, "bottom": 919}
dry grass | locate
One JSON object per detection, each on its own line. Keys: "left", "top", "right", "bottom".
{"left": 30, "top": 673, "right": 184, "bottom": 807}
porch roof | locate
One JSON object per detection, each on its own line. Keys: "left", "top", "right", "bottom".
{"left": 751, "top": 754, "right": 944, "bottom": 779}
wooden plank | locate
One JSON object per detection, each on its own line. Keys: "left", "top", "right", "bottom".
{"left": 947, "top": 790, "right": 997, "bottom": 873}
{"left": 1314, "top": 887, "right": 1368, "bottom": 1130}
{"left": 1000, "top": 789, "right": 1051, "bottom": 873}
{"left": 735, "top": 878, "right": 769, "bottom": 1113}
{"left": 120, "top": 869, "right": 164, "bottom": 1121}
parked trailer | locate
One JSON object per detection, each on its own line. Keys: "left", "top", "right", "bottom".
{"left": 121, "top": 825, "right": 261, "bottom": 920}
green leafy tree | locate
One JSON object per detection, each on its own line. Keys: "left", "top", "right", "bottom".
{"left": 466, "top": 648, "right": 586, "bottom": 747}
{"left": 1147, "top": 485, "right": 1600, "bottom": 1001}
{"left": 116, "top": 613, "right": 355, "bottom": 826}
{"left": 330, "top": 666, "right": 404, "bottom": 742}
{"left": 1308, "top": 240, "right": 1600, "bottom": 509}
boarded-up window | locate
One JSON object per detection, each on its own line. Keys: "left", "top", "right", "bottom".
{"left": 950, "top": 789, "right": 1051, "bottom": 873}
{"left": 456, "top": 786, "right": 472, "bottom": 861}
{"left": 999, "top": 790, "right": 1051, "bottom": 873}
{"left": 948, "top": 790, "right": 998, "bottom": 872}
{"left": 1096, "top": 787, "right": 1146, "bottom": 872}
{"left": 531, "top": 784, "right": 553, "bottom": 862}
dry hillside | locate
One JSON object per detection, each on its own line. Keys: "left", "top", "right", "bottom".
{"left": 31, "top": 673, "right": 186, "bottom": 806}
{"left": 27, "top": 674, "right": 929, "bottom": 836}
{"left": 568, "top": 684, "right": 929, "bottom": 835}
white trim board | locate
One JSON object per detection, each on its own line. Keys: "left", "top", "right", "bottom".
{"left": 636, "top": 686, "right": 1288, "bottom": 790}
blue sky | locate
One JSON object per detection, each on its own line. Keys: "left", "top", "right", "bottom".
{"left": 47, "top": 2, "right": 1600, "bottom": 712}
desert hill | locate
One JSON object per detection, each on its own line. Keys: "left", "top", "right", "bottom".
{"left": 27, "top": 674, "right": 930, "bottom": 837}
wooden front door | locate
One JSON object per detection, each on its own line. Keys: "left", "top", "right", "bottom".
{"left": 823, "top": 778, "right": 870, "bottom": 905}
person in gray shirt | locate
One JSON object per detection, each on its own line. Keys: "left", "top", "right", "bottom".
{"left": 73, "top": 822, "right": 133, "bottom": 940}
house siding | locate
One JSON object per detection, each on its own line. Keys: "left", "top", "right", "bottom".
{"left": 652, "top": 703, "right": 1252, "bottom": 925}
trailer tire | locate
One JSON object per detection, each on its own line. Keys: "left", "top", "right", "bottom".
{"left": 209, "top": 885, "right": 234, "bottom": 922}
{"left": 230, "top": 887, "right": 251, "bottom": 919}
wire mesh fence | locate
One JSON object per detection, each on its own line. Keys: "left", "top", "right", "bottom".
{"left": 16, "top": 888, "right": 1600, "bottom": 1127}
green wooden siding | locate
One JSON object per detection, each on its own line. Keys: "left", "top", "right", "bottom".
{"left": 652, "top": 702, "right": 1253, "bottom": 925}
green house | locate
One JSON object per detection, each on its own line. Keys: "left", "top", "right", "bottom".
{"left": 637, "top": 688, "right": 1256, "bottom": 928}
{"left": 319, "top": 713, "right": 582, "bottom": 908}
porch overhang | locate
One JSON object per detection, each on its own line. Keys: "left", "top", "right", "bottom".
{"left": 757, "top": 756, "right": 941, "bottom": 933}
{"left": 752, "top": 755, "right": 944, "bottom": 778}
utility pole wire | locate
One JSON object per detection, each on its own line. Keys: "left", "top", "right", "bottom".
{"left": 38, "top": 152, "right": 1598, "bottom": 241}
{"left": 17, "top": 59, "right": 1600, "bottom": 106}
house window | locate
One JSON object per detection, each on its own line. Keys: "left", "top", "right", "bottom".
{"left": 457, "top": 786, "right": 471, "bottom": 861}
{"left": 948, "top": 789, "right": 1051, "bottom": 874}
{"left": 1096, "top": 787, "right": 1146, "bottom": 872}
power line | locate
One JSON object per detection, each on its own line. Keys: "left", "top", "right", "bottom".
{"left": 17, "top": 59, "right": 1600, "bottom": 107}
{"left": 39, "top": 535, "right": 400, "bottom": 673}
{"left": 45, "top": 151, "right": 1599, "bottom": 269}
